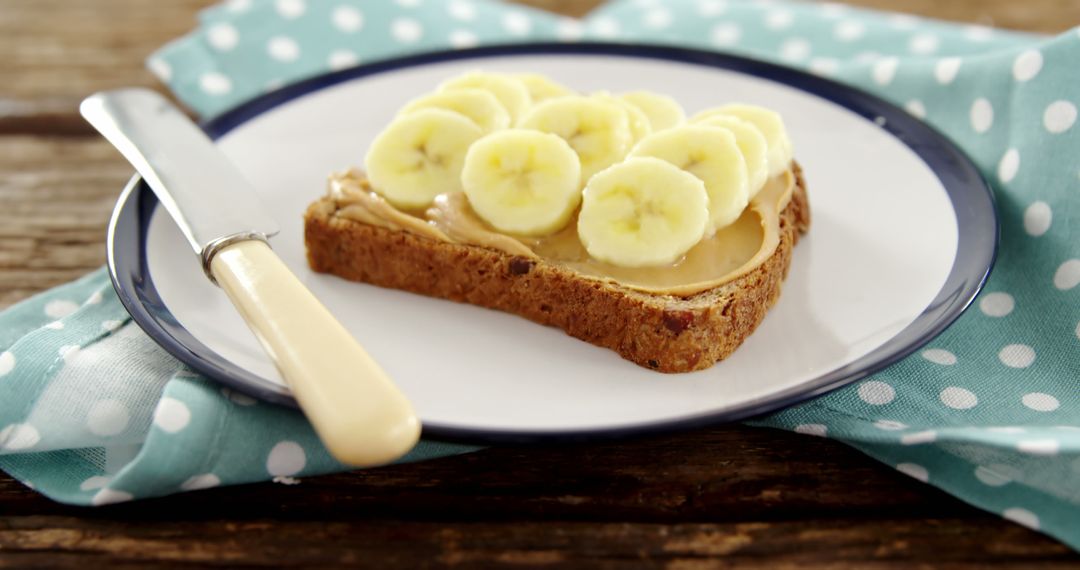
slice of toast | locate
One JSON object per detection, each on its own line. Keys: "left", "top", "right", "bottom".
{"left": 304, "top": 164, "right": 810, "bottom": 372}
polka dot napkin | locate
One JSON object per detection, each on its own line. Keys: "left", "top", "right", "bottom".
{"left": 1, "top": 0, "right": 1077, "bottom": 549}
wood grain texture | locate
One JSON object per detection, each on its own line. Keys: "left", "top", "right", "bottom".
{"left": 1, "top": 0, "right": 1079, "bottom": 567}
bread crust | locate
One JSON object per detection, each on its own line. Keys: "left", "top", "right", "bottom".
{"left": 304, "top": 164, "right": 810, "bottom": 372}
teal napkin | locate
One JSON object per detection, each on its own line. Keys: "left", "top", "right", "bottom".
{"left": 1, "top": 0, "right": 1077, "bottom": 549}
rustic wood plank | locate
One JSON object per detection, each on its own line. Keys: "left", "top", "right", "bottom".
{"left": 0, "top": 516, "right": 1072, "bottom": 569}
{"left": 0, "top": 137, "right": 129, "bottom": 307}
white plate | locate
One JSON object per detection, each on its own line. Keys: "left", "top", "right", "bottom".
{"left": 108, "top": 44, "right": 995, "bottom": 441}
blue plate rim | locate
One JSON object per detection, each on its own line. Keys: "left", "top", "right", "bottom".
{"left": 107, "top": 42, "right": 998, "bottom": 444}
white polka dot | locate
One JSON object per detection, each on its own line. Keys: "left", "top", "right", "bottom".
{"left": 44, "top": 321, "right": 63, "bottom": 330}
{"left": 267, "top": 441, "right": 307, "bottom": 476}
{"left": 872, "top": 57, "right": 899, "bottom": 86}
{"left": 900, "top": 430, "right": 937, "bottom": 445}
{"left": 58, "top": 344, "right": 80, "bottom": 363}
{"left": 644, "top": 7, "right": 674, "bottom": 29}
{"left": 1054, "top": 259, "right": 1080, "bottom": 290}
{"left": 858, "top": 381, "right": 896, "bottom": 405}
{"left": 970, "top": 98, "right": 993, "bottom": 133}
{"left": 896, "top": 463, "right": 929, "bottom": 482}
{"left": 964, "top": 25, "right": 994, "bottom": 42}
{"left": 874, "top": 420, "right": 907, "bottom": 431}
{"left": 889, "top": 14, "right": 918, "bottom": 29}
{"left": 0, "top": 423, "right": 40, "bottom": 450}
{"left": 940, "top": 387, "right": 978, "bottom": 410}
{"left": 794, "top": 424, "right": 827, "bottom": 437}
{"left": 448, "top": 0, "right": 476, "bottom": 21}
{"left": 392, "top": 18, "right": 423, "bottom": 43}
{"left": 556, "top": 19, "right": 584, "bottom": 42}
{"left": 1043, "top": 100, "right": 1077, "bottom": 134}
{"left": 905, "top": 100, "right": 926, "bottom": 119}
{"left": 226, "top": 0, "right": 251, "bottom": 12}
{"left": 999, "top": 344, "right": 1035, "bottom": 368}
{"left": 180, "top": 473, "right": 222, "bottom": 491}
{"left": 975, "top": 464, "right": 1020, "bottom": 486}
{"left": 1017, "top": 439, "right": 1058, "bottom": 456}
{"left": 979, "top": 292, "right": 1014, "bottom": 317}
{"left": 710, "top": 23, "right": 741, "bottom": 46}
{"left": 1023, "top": 201, "right": 1052, "bottom": 236}
{"left": 199, "top": 72, "right": 232, "bottom": 96}
{"left": 332, "top": 5, "right": 363, "bottom": 32}
{"left": 206, "top": 23, "right": 239, "bottom": 51}
{"left": 153, "top": 397, "right": 191, "bottom": 433}
{"left": 590, "top": 17, "right": 620, "bottom": 39}
{"left": 809, "top": 58, "right": 839, "bottom": 76}
{"left": 934, "top": 57, "right": 961, "bottom": 85}
{"left": 91, "top": 488, "right": 133, "bottom": 506}
{"left": 1022, "top": 393, "right": 1059, "bottom": 412}
{"left": 779, "top": 38, "right": 811, "bottom": 62}
{"left": 502, "top": 12, "right": 532, "bottom": 36}
{"left": 921, "top": 348, "right": 956, "bottom": 365}
{"left": 275, "top": 0, "right": 305, "bottom": 19}
{"left": 45, "top": 299, "right": 78, "bottom": 319}
{"left": 101, "top": 319, "right": 123, "bottom": 332}
{"left": 908, "top": 33, "right": 939, "bottom": 55}
{"left": 267, "top": 36, "right": 300, "bottom": 62}
{"left": 1003, "top": 508, "right": 1040, "bottom": 530}
{"left": 264, "top": 79, "right": 284, "bottom": 93}
{"left": 395, "top": 0, "right": 421, "bottom": 6}
{"left": 996, "top": 148, "right": 1020, "bottom": 184}
{"left": 148, "top": 58, "right": 172, "bottom": 82}
{"left": 327, "top": 49, "right": 359, "bottom": 70}
{"left": 87, "top": 400, "right": 129, "bottom": 437}
{"left": 449, "top": 30, "right": 478, "bottom": 49}
{"left": 1012, "top": 50, "right": 1042, "bottom": 82}
{"left": 833, "top": 20, "right": 864, "bottom": 41}
{"left": 0, "top": 351, "right": 15, "bottom": 377}
{"left": 697, "top": 0, "right": 727, "bottom": 17}
{"left": 79, "top": 476, "right": 110, "bottom": 491}
{"left": 764, "top": 9, "right": 792, "bottom": 30}
{"left": 86, "top": 290, "right": 103, "bottom": 305}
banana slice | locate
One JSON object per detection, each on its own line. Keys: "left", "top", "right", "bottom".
{"left": 692, "top": 104, "right": 792, "bottom": 176}
{"left": 694, "top": 115, "right": 769, "bottom": 198}
{"left": 518, "top": 95, "right": 632, "bottom": 183}
{"left": 578, "top": 157, "right": 709, "bottom": 268}
{"left": 515, "top": 73, "right": 575, "bottom": 103}
{"left": 399, "top": 89, "right": 511, "bottom": 133}
{"left": 461, "top": 130, "right": 582, "bottom": 236}
{"left": 364, "top": 109, "right": 484, "bottom": 209}
{"left": 592, "top": 92, "right": 652, "bottom": 144}
{"left": 629, "top": 126, "right": 749, "bottom": 232}
{"left": 620, "top": 91, "right": 686, "bottom": 131}
{"left": 439, "top": 71, "right": 532, "bottom": 124}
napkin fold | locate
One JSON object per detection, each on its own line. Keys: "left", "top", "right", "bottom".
{"left": 1, "top": 0, "right": 1077, "bottom": 549}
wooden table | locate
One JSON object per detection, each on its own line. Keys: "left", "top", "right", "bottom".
{"left": 2, "top": 0, "right": 1077, "bottom": 567}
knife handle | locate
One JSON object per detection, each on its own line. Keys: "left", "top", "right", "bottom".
{"left": 209, "top": 239, "right": 420, "bottom": 466}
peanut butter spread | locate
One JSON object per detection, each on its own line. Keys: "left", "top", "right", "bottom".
{"left": 328, "top": 168, "right": 795, "bottom": 296}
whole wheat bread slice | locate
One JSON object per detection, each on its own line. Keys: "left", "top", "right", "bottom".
{"left": 304, "top": 163, "right": 810, "bottom": 372}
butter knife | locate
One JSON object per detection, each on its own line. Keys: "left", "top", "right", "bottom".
{"left": 81, "top": 88, "right": 420, "bottom": 466}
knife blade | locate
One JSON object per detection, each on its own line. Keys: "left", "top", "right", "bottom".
{"left": 81, "top": 88, "right": 420, "bottom": 467}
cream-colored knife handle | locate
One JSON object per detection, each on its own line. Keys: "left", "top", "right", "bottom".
{"left": 209, "top": 239, "right": 420, "bottom": 466}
